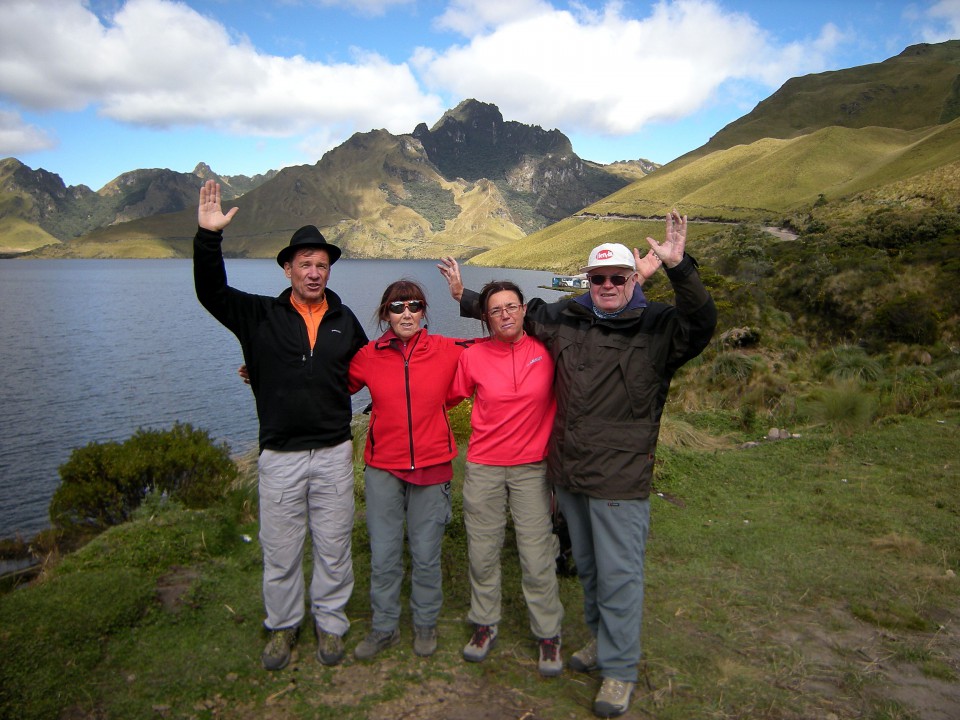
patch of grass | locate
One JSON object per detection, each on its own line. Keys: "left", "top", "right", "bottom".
{"left": 2, "top": 415, "right": 958, "bottom": 719}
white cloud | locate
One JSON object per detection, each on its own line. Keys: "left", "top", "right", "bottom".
{"left": 434, "top": 0, "right": 556, "bottom": 36}
{"left": 920, "top": 0, "right": 960, "bottom": 42}
{"left": 0, "top": 0, "right": 443, "bottom": 137}
{"left": 415, "top": 0, "right": 843, "bottom": 137}
{"left": 0, "top": 110, "right": 55, "bottom": 155}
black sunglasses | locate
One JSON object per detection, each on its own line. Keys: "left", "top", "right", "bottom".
{"left": 387, "top": 300, "right": 424, "bottom": 314}
{"left": 588, "top": 274, "right": 630, "bottom": 286}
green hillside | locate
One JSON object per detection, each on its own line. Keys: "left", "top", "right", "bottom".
{"left": 688, "top": 40, "right": 960, "bottom": 159}
{"left": 0, "top": 216, "right": 60, "bottom": 255}
{"left": 566, "top": 119, "right": 960, "bottom": 224}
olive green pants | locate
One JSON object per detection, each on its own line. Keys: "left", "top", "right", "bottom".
{"left": 463, "top": 461, "right": 563, "bottom": 639}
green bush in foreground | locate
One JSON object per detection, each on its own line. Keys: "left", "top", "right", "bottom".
{"left": 49, "top": 423, "right": 238, "bottom": 536}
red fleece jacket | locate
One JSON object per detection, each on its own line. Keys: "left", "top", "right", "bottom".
{"left": 349, "top": 328, "right": 474, "bottom": 474}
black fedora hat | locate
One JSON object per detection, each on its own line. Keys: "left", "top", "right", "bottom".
{"left": 276, "top": 225, "right": 342, "bottom": 267}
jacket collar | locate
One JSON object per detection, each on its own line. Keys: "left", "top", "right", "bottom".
{"left": 373, "top": 326, "right": 427, "bottom": 351}
{"left": 278, "top": 286, "right": 344, "bottom": 312}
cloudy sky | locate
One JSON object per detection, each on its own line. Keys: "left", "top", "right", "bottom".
{"left": 2, "top": 0, "right": 958, "bottom": 190}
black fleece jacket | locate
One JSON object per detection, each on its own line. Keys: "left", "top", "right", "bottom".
{"left": 193, "top": 227, "right": 367, "bottom": 453}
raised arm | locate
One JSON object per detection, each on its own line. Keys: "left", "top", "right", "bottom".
{"left": 437, "top": 256, "right": 464, "bottom": 302}
{"left": 198, "top": 179, "right": 239, "bottom": 231}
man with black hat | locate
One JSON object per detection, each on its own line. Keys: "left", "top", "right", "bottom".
{"left": 193, "top": 179, "right": 367, "bottom": 672}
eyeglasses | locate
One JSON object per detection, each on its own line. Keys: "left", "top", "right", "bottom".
{"left": 387, "top": 300, "right": 424, "bottom": 314}
{"left": 487, "top": 303, "right": 523, "bottom": 318}
{"left": 588, "top": 274, "right": 631, "bottom": 286}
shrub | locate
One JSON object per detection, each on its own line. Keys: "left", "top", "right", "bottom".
{"left": 813, "top": 345, "right": 884, "bottom": 383}
{"left": 867, "top": 294, "right": 939, "bottom": 345}
{"left": 49, "top": 423, "right": 237, "bottom": 535}
{"left": 805, "top": 380, "right": 877, "bottom": 435}
{"left": 709, "top": 351, "right": 756, "bottom": 385}
{"left": 448, "top": 399, "right": 474, "bottom": 446}
{"left": 882, "top": 366, "right": 942, "bottom": 416}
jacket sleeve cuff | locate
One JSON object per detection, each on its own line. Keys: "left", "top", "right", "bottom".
{"left": 665, "top": 253, "right": 699, "bottom": 280}
{"left": 196, "top": 227, "right": 224, "bottom": 242}
{"left": 460, "top": 288, "right": 482, "bottom": 319}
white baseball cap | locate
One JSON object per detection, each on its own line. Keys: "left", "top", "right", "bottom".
{"left": 580, "top": 243, "right": 636, "bottom": 274}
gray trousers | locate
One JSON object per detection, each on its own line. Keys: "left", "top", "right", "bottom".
{"left": 258, "top": 443, "right": 355, "bottom": 636}
{"left": 463, "top": 461, "right": 563, "bottom": 639}
{"left": 555, "top": 486, "right": 650, "bottom": 683}
{"left": 363, "top": 466, "right": 451, "bottom": 630}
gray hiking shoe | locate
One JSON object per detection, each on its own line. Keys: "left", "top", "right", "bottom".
{"left": 354, "top": 628, "right": 400, "bottom": 660}
{"left": 569, "top": 637, "right": 599, "bottom": 673}
{"left": 413, "top": 625, "right": 438, "bottom": 657}
{"left": 462, "top": 623, "right": 497, "bottom": 662}
{"left": 261, "top": 627, "right": 298, "bottom": 671}
{"left": 316, "top": 628, "right": 345, "bottom": 665}
{"left": 593, "top": 677, "right": 635, "bottom": 718}
{"left": 537, "top": 635, "right": 563, "bottom": 677}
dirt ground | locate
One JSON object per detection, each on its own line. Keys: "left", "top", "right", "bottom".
{"left": 772, "top": 604, "right": 960, "bottom": 720}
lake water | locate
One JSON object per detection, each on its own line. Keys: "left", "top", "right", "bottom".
{"left": 0, "top": 258, "right": 557, "bottom": 541}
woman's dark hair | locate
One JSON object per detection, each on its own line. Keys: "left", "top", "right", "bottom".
{"left": 376, "top": 279, "right": 428, "bottom": 328}
{"left": 478, "top": 280, "right": 524, "bottom": 333}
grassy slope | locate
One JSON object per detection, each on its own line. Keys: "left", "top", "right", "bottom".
{"left": 1, "top": 413, "right": 957, "bottom": 719}
{"left": 0, "top": 216, "right": 60, "bottom": 254}
{"left": 689, "top": 40, "right": 960, "bottom": 156}
{"left": 571, "top": 119, "right": 960, "bottom": 223}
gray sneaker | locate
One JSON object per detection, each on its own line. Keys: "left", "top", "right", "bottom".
{"left": 316, "top": 628, "right": 345, "bottom": 665}
{"left": 354, "top": 628, "right": 400, "bottom": 660}
{"left": 537, "top": 635, "right": 563, "bottom": 677}
{"left": 462, "top": 623, "right": 497, "bottom": 662}
{"left": 569, "top": 637, "right": 598, "bottom": 673}
{"left": 593, "top": 677, "right": 635, "bottom": 718}
{"left": 413, "top": 625, "right": 438, "bottom": 657}
{"left": 261, "top": 627, "right": 298, "bottom": 671}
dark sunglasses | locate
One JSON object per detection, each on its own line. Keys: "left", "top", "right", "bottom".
{"left": 387, "top": 300, "right": 424, "bottom": 314}
{"left": 588, "top": 274, "right": 630, "bottom": 286}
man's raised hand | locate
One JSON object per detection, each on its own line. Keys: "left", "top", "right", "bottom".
{"left": 198, "top": 179, "right": 239, "bottom": 231}
{"left": 437, "top": 256, "right": 464, "bottom": 302}
{"left": 646, "top": 209, "right": 687, "bottom": 269}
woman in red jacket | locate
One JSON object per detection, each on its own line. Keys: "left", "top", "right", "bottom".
{"left": 348, "top": 279, "right": 474, "bottom": 660}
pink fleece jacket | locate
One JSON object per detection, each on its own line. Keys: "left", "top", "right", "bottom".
{"left": 447, "top": 333, "right": 556, "bottom": 466}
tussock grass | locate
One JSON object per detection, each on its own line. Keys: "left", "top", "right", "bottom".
{"left": 803, "top": 380, "right": 878, "bottom": 435}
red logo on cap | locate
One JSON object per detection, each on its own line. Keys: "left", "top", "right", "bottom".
{"left": 596, "top": 249, "right": 614, "bottom": 260}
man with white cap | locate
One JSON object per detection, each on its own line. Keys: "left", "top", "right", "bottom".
{"left": 439, "top": 210, "right": 716, "bottom": 718}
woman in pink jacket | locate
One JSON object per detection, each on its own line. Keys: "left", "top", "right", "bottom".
{"left": 447, "top": 280, "right": 564, "bottom": 677}
{"left": 347, "top": 279, "right": 474, "bottom": 660}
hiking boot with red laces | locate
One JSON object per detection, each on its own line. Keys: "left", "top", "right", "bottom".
{"left": 462, "top": 623, "right": 497, "bottom": 662}
{"left": 538, "top": 635, "right": 563, "bottom": 677}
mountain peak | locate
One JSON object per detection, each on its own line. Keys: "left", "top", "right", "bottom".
{"left": 433, "top": 99, "right": 504, "bottom": 130}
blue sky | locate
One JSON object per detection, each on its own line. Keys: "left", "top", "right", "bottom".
{"left": 2, "top": 0, "right": 958, "bottom": 190}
